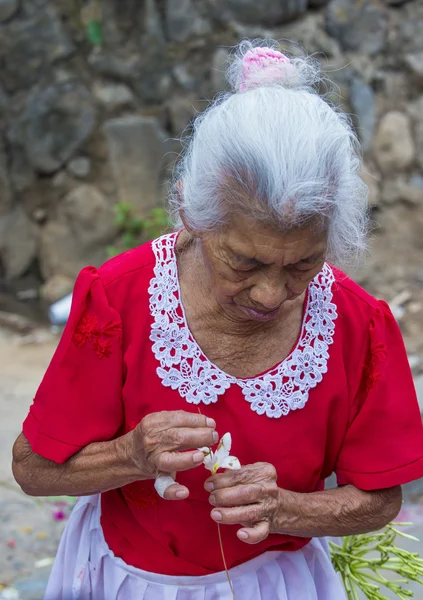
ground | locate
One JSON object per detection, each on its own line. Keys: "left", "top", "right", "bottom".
{"left": 1, "top": 325, "right": 423, "bottom": 599}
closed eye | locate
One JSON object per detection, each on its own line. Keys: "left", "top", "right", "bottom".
{"left": 289, "top": 257, "right": 322, "bottom": 272}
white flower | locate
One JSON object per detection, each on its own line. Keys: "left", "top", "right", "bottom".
{"left": 198, "top": 432, "right": 241, "bottom": 474}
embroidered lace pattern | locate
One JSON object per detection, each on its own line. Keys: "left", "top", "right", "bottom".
{"left": 149, "top": 233, "right": 338, "bottom": 418}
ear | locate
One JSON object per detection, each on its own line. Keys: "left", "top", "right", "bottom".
{"left": 179, "top": 208, "right": 200, "bottom": 238}
{"left": 176, "top": 182, "right": 202, "bottom": 239}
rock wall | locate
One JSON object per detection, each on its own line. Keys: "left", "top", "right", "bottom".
{"left": 0, "top": 0, "right": 422, "bottom": 357}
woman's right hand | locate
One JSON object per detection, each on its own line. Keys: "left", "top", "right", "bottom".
{"left": 125, "top": 410, "right": 218, "bottom": 500}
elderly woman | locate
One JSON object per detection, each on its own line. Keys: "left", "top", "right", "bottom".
{"left": 12, "top": 41, "right": 423, "bottom": 600}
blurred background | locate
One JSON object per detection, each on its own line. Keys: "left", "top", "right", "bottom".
{"left": 0, "top": 0, "right": 423, "bottom": 598}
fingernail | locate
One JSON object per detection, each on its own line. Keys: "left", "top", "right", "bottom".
{"left": 209, "top": 494, "right": 216, "bottom": 506}
{"left": 176, "top": 489, "right": 188, "bottom": 499}
{"left": 206, "top": 418, "right": 216, "bottom": 428}
{"left": 212, "top": 431, "right": 219, "bottom": 443}
{"left": 193, "top": 451, "right": 205, "bottom": 463}
{"left": 211, "top": 510, "right": 222, "bottom": 521}
{"left": 238, "top": 531, "right": 248, "bottom": 540}
{"left": 204, "top": 482, "right": 214, "bottom": 492}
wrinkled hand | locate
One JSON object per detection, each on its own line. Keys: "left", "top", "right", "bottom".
{"left": 205, "top": 462, "right": 285, "bottom": 544}
{"left": 127, "top": 410, "right": 218, "bottom": 500}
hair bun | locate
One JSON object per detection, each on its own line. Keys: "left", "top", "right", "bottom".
{"left": 226, "top": 41, "right": 321, "bottom": 94}
{"left": 239, "top": 47, "right": 296, "bottom": 92}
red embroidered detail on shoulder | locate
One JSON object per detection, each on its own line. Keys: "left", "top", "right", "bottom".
{"left": 121, "top": 481, "right": 158, "bottom": 509}
{"left": 72, "top": 314, "right": 122, "bottom": 359}
{"left": 361, "top": 342, "right": 387, "bottom": 394}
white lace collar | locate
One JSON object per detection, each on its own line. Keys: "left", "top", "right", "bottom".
{"left": 148, "top": 233, "right": 338, "bottom": 418}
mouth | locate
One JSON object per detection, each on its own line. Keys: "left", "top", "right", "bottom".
{"left": 240, "top": 305, "right": 282, "bottom": 322}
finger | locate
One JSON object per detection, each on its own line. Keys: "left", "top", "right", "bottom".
{"left": 162, "top": 483, "right": 190, "bottom": 501}
{"left": 210, "top": 504, "right": 263, "bottom": 525}
{"left": 237, "top": 521, "right": 270, "bottom": 545}
{"left": 210, "top": 484, "right": 263, "bottom": 507}
{"left": 205, "top": 463, "right": 277, "bottom": 492}
{"left": 162, "top": 427, "right": 218, "bottom": 451}
{"left": 144, "top": 410, "right": 216, "bottom": 430}
{"left": 155, "top": 449, "right": 206, "bottom": 472}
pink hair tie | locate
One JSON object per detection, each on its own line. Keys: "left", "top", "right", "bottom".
{"left": 239, "top": 47, "right": 291, "bottom": 92}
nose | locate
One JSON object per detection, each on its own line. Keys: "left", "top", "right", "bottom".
{"left": 249, "top": 272, "right": 288, "bottom": 310}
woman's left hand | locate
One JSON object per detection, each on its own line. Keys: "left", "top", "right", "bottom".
{"left": 205, "top": 462, "right": 289, "bottom": 544}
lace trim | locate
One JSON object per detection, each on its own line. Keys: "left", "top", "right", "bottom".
{"left": 149, "top": 233, "right": 338, "bottom": 418}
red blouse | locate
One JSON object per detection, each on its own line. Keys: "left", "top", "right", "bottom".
{"left": 23, "top": 233, "right": 423, "bottom": 576}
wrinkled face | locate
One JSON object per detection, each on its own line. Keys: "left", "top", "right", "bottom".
{"left": 197, "top": 215, "right": 327, "bottom": 323}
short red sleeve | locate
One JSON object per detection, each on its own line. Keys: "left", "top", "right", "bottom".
{"left": 23, "top": 267, "right": 123, "bottom": 463}
{"left": 335, "top": 300, "right": 423, "bottom": 490}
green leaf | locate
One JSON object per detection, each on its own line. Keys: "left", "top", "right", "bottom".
{"left": 86, "top": 19, "right": 103, "bottom": 47}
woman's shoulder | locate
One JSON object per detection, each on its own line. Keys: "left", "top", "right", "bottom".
{"left": 330, "top": 265, "right": 381, "bottom": 315}
{"left": 97, "top": 239, "right": 156, "bottom": 290}
{"left": 328, "top": 264, "right": 397, "bottom": 343}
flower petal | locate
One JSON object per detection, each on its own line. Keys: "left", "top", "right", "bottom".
{"left": 219, "top": 432, "right": 232, "bottom": 453}
{"left": 220, "top": 455, "right": 241, "bottom": 470}
{"left": 203, "top": 452, "right": 217, "bottom": 471}
{"left": 198, "top": 447, "right": 211, "bottom": 456}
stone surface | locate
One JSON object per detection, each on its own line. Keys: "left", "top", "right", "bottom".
{"left": 0, "top": 138, "right": 12, "bottom": 216}
{"left": 206, "top": 0, "right": 308, "bottom": 26}
{"left": 167, "top": 95, "right": 201, "bottom": 135}
{"left": 21, "top": 81, "right": 96, "bottom": 174}
{"left": 279, "top": 13, "right": 342, "bottom": 60}
{"left": 308, "top": 0, "right": 328, "bottom": 6}
{"left": 382, "top": 178, "right": 423, "bottom": 207}
{"left": 92, "top": 82, "right": 136, "bottom": 111}
{"left": 405, "top": 52, "right": 423, "bottom": 85}
{"left": 360, "top": 164, "right": 380, "bottom": 207}
{"left": 88, "top": 52, "right": 141, "bottom": 81}
{"left": 211, "top": 48, "right": 230, "bottom": 93}
{"left": 349, "top": 77, "right": 376, "bottom": 153}
{"left": 0, "top": 0, "right": 18, "bottom": 22}
{"left": 89, "top": 50, "right": 170, "bottom": 104}
{"left": 103, "top": 116, "right": 165, "bottom": 216}
{"left": 39, "top": 185, "right": 116, "bottom": 279}
{"left": 396, "top": 0, "right": 423, "bottom": 53}
{"left": 40, "top": 274, "right": 74, "bottom": 304}
{"left": 0, "top": 206, "right": 37, "bottom": 279}
{"left": 0, "top": 4, "right": 73, "bottom": 93}
{"left": 325, "top": 0, "right": 388, "bottom": 55}
{"left": 415, "top": 125, "right": 423, "bottom": 171}
{"left": 145, "top": 0, "right": 165, "bottom": 42}
{"left": 165, "top": 0, "right": 211, "bottom": 42}
{"left": 66, "top": 156, "right": 91, "bottom": 179}
{"left": 406, "top": 97, "right": 423, "bottom": 170}
{"left": 374, "top": 111, "right": 415, "bottom": 174}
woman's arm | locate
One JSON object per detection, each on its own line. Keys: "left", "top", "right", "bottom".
{"left": 13, "top": 411, "right": 217, "bottom": 499}
{"left": 206, "top": 462, "right": 403, "bottom": 544}
{"left": 272, "top": 484, "right": 403, "bottom": 538}
{"left": 12, "top": 433, "right": 141, "bottom": 497}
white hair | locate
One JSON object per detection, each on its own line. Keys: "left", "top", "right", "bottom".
{"left": 169, "top": 39, "right": 369, "bottom": 267}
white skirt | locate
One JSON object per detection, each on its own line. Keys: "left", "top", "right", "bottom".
{"left": 45, "top": 494, "right": 347, "bottom": 600}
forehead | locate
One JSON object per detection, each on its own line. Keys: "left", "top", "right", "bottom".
{"left": 216, "top": 215, "right": 327, "bottom": 264}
